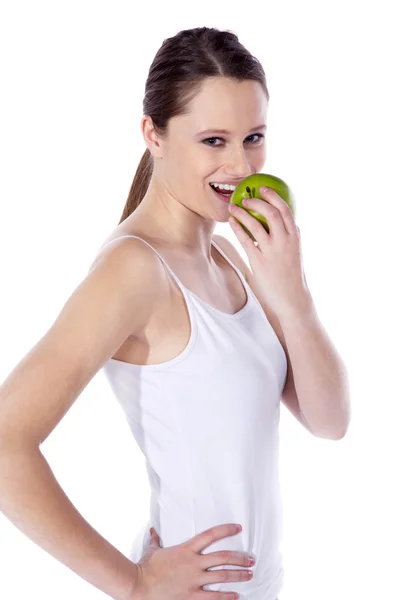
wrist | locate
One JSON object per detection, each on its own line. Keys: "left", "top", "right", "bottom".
{"left": 277, "top": 292, "right": 316, "bottom": 324}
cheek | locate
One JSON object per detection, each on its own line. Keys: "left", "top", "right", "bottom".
{"left": 181, "top": 153, "right": 215, "bottom": 186}
{"left": 259, "top": 146, "right": 267, "bottom": 163}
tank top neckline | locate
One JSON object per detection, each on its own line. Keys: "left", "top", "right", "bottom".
{"left": 179, "top": 239, "right": 252, "bottom": 319}
{"left": 100, "top": 234, "right": 254, "bottom": 319}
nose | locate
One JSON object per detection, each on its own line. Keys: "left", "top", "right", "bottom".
{"left": 226, "top": 145, "right": 254, "bottom": 179}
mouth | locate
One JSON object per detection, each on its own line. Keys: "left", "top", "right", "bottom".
{"left": 209, "top": 183, "right": 234, "bottom": 204}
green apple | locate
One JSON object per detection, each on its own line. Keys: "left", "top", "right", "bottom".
{"left": 230, "top": 173, "right": 296, "bottom": 242}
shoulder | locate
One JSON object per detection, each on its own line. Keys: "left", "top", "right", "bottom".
{"left": 86, "top": 235, "right": 170, "bottom": 305}
{"left": 88, "top": 234, "right": 166, "bottom": 278}
{"left": 83, "top": 234, "right": 170, "bottom": 338}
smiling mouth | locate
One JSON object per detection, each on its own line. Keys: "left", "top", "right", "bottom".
{"left": 209, "top": 184, "right": 234, "bottom": 201}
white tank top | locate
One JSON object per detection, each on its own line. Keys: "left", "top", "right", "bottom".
{"left": 101, "top": 234, "right": 287, "bottom": 600}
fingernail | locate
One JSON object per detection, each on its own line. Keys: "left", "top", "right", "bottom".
{"left": 260, "top": 186, "right": 268, "bottom": 193}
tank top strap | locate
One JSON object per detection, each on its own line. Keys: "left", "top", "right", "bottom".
{"left": 98, "top": 234, "right": 188, "bottom": 292}
{"left": 98, "top": 234, "right": 252, "bottom": 307}
{"left": 210, "top": 238, "right": 249, "bottom": 291}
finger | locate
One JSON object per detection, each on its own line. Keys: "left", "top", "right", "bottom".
{"left": 149, "top": 528, "right": 160, "bottom": 544}
{"left": 242, "top": 197, "right": 287, "bottom": 238}
{"left": 188, "top": 523, "right": 242, "bottom": 554}
{"left": 259, "top": 186, "right": 297, "bottom": 235}
{"left": 229, "top": 205, "right": 270, "bottom": 254}
{"left": 199, "top": 550, "right": 254, "bottom": 569}
{"left": 198, "top": 567, "right": 253, "bottom": 587}
{"left": 229, "top": 212, "right": 263, "bottom": 256}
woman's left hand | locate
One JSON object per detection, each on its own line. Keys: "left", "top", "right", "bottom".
{"left": 228, "top": 186, "right": 311, "bottom": 319}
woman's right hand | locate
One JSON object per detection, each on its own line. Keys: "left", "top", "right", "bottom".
{"left": 132, "top": 523, "right": 255, "bottom": 600}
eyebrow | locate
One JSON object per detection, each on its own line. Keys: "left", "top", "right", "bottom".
{"left": 195, "top": 124, "right": 267, "bottom": 137}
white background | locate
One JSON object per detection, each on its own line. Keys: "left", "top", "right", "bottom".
{"left": 0, "top": 1, "right": 399, "bottom": 599}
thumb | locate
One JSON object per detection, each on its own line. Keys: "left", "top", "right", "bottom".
{"left": 149, "top": 527, "right": 160, "bottom": 545}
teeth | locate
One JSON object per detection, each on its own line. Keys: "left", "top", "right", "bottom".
{"left": 210, "top": 183, "right": 236, "bottom": 191}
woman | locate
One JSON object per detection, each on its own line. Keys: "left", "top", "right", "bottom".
{"left": 0, "top": 27, "right": 350, "bottom": 600}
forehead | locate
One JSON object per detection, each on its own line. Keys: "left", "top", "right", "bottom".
{"left": 174, "top": 77, "right": 268, "bottom": 131}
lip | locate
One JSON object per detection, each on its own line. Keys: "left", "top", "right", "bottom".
{"left": 210, "top": 185, "right": 233, "bottom": 204}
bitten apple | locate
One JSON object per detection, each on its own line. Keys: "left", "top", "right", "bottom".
{"left": 230, "top": 173, "right": 296, "bottom": 242}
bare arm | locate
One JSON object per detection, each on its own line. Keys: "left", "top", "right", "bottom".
{"left": 0, "top": 447, "right": 137, "bottom": 600}
{"left": 0, "top": 237, "right": 165, "bottom": 600}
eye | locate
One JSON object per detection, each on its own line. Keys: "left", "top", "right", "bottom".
{"left": 202, "top": 133, "right": 265, "bottom": 147}
{"left": 246, "top": 133, "right": 264, "bottom": 144}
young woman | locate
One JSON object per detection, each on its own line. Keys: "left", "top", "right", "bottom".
{"left": 0, "top": 26, "right": 350, "bottom": 600}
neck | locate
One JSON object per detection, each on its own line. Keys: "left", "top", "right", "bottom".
{"left": 123, "top": 188, "right": 217, "bottom": 264}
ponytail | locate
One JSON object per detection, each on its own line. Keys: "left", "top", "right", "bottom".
{"left": 118, "top": 148, "right": 153, "bottom": 224}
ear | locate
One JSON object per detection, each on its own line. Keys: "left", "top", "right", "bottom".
{"left": 141, "top": 115, "right": 163, "bottom": 159}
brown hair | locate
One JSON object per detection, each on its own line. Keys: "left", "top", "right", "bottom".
{"left": 118, "top": 26, "right": 269, "bottom": 224}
